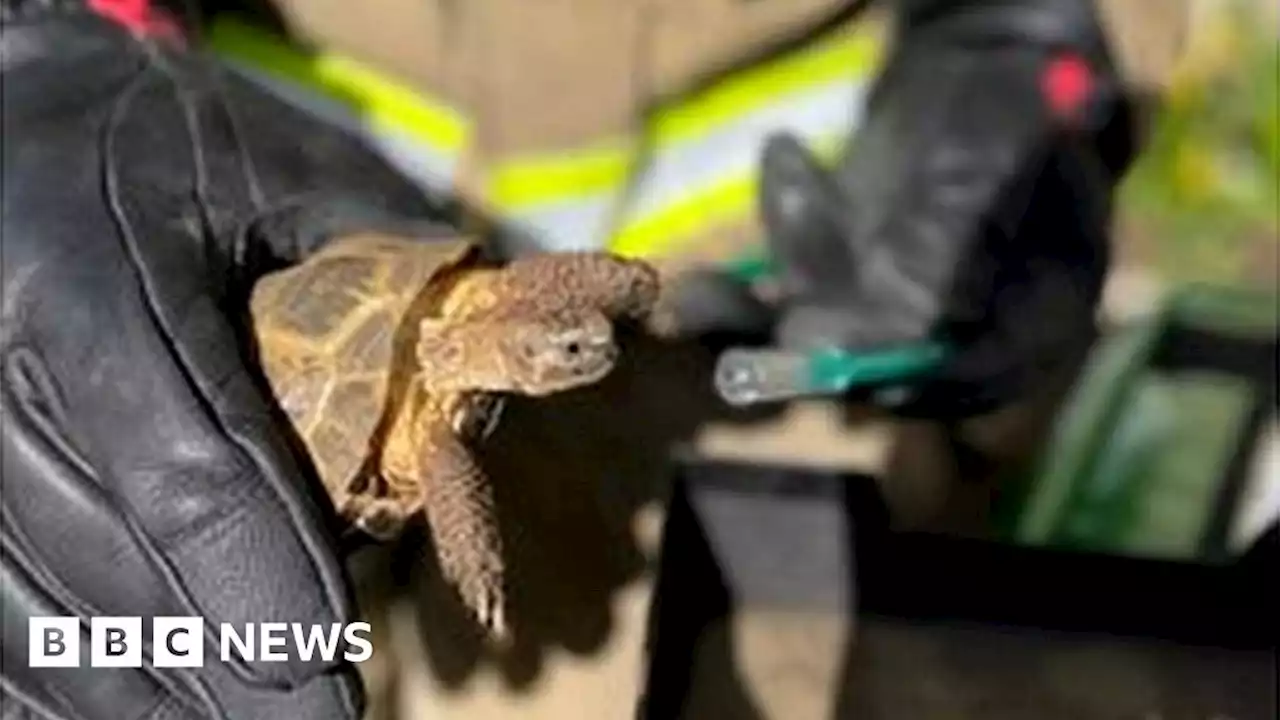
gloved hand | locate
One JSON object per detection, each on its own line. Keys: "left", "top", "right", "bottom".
{"left": 671, "top": 0, "right": 1141, "bottom": 418}
{"left": 1, "top": 9, "right": 457, "bottom": 719}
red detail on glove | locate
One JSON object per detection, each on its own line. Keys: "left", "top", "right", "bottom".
{"left": 1041, "top": 53, "right": 1094, "bottom": 125}
{"left": 88, "top": 0, "right": 182, "bottom": 40}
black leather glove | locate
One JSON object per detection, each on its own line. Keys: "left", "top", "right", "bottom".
{"left": 673, "top": 0, "right": 1141, "bottom": 419}
{"left": 1, "top": 9, "right": 456, "bottom": 719}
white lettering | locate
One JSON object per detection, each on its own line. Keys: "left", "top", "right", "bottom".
{"left": 28, "top": 617, "right": 80, "bottom": 668}
{"left": 259, "top": 622, "right": 289, "bottom": 662}
{"left": 28, "top": 617, "right": 374, "bottom": 668}
{"left": 220, "top": 623, "right": 254, "bottom": 662}
{"left": 342, "top": 622, "right": 373, "bottom": 663}
{"left": 290, "top": 623, "right": 343, "bottom": 662}
{"left": 90, "top": 617, "right": 141, "bottom": 668}
{"left": 153, "top": 617, "right": 204, "bottom": 668}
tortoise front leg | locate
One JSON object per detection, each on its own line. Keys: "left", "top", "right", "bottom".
{"left": 495, "top": 252, "right": 661, "bottom": 322}
{"left": 418, "top": 426, "right": 508, "bottom": 642}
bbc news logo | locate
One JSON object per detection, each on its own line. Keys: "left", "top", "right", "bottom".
{"left": 28, "top": 617, "right": 373, "bottom": 668}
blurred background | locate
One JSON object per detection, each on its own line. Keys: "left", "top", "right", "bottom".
{"left": 1115, "top": 0, "right": 1276, "bottom": 292}
{"left": 191, "top": 0, "right": 1276, "bottom": 717}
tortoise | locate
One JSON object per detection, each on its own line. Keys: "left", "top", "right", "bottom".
{"left": 248, "top": 233, "right": 661, "bottom": 641}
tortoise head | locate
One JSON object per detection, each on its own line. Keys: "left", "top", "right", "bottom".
{"left": 417, "top": 310, "right": 619, "bottom": 396}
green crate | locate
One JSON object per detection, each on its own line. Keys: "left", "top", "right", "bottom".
{"left": 996, "top": 284, "right": 1278, "bottom": 564}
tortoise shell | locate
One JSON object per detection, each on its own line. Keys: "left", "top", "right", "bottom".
{"left": 249, "top": 233, "right": 481, "bottom": 500}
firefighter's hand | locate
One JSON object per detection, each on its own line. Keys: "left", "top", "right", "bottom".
{"left": 0, "top": 13, "right": 454, "bottom": 719}
{"left": 671, "top": 0, "right": 1139, "bottom": 418}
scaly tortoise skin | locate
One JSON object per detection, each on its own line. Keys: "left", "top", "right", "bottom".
{"left": 249, "top": 233, "right": 660, "bottom": 641}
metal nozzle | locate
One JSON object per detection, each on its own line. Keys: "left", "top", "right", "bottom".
{"left": 714, "top": 348, "right": 814, "bottom": 407}
{"left": 713, "top": 343, "right": 949, "bottom": 408}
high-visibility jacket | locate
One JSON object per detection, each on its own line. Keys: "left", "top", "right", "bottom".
{"left": 209, "top": 0, "right": 1204, "bottom": 262}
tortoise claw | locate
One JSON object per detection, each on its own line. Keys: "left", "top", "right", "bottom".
{"left": 476, "top": 585, "right": 510, "bottom": 647}
{"left": 345, "top": 496, "right": 411, "bottom": 541}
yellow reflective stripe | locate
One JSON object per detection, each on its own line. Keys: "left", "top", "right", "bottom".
{"left": 219, "top": 59, "right": 460, "bottom": 192}
{"left": 206, "top": 18, "right": 470, "bottom": 154}
{"left": 487, "top": 140, "right": 634, "bottom": 210}
{"left": 625, "top": 79, "right": 866, "bottom": 224}
{"left": 207, "top": 15, "right": 884, "bottom": 253}
{"left": 610, "top": 25, "right": 885, "bottom": 257}
{"left": 610, "top": 134, "right": 845, "bottom": 259}
{"left": 650, "top": 25, "right": 884, "bottom": 148}
{"left": 503, "top": 195, "right": 620, "bottom": 252}
{"left": 489, "top": 23, "right": 883, "bottom": 213}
